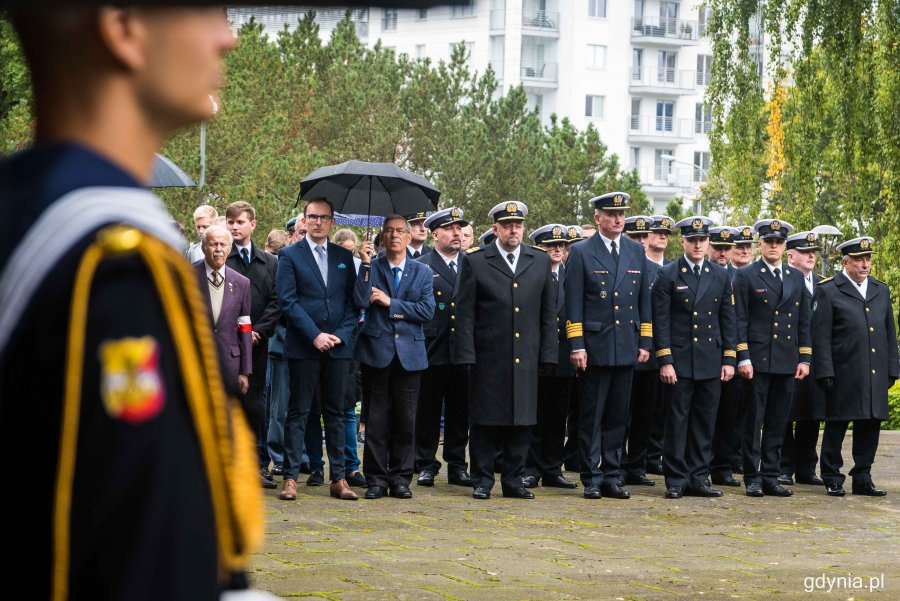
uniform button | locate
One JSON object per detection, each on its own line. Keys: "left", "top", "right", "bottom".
{"left": 451, "top": 315, "right": 456, "bottom": 320}
{"left": 614, "top": 291, "right": 619, "bottom": 297}
{"left": 708, "top": 324, "right": 712, "bottom": 329}
{"left": 633, "top": 280, "right": 636, "bottom": 284}
{"left": 693, "top": 311, "right": 698, "bottom": 316}
{"left": 684, "top": 298, "right": 689, "bottom": 303}
{"left": 616, "top": 320, "right": 620, "bottom": 325}
{"left": 866, "top": 307, "right": 870, "bottom": 312}
{"left": 774, "top": 323, "right": 779, "bottom": 327}
{"left": 693, "top": 337, "right": 698, "bottom": 342}
{"left": 872, "top": 369, "right": 876, "bottom": 374}
{"left": 630, "top": 306, "right": 633, "bottom": 310}
{"left": 515, "top": 332, "right": 520, "bottom": 338}
{"left": 872, "top": 348, "right": 876, "bottom": 353}
{"left": 437, "top": 291, "right": 442, "bottom": 296}
{"left": 515, "top": 307, "right": 520, "bottom": 313}
{"left": 394, "top": 334, "right": 399, "bottom": 339}
{"left": 450, "top": 327, "right": 455, "bottom": 333}
{"left": 786, "top": 335, "right": 791, "bottom": 340}
{"left": 708, "top": 311, "right": 712, "bottom": 316}
{"left": 515, "top": 358, "right": 521, "bottom": 364}
{"left": 693, "top": 324, "right": 698, "bottom": 329}
{"left": 615, "top": 305, "right": 619, "bottom": 310}
{"left": 708, "top": 337, "right": 712, "bottom": 342}
{"left": 629, "top": 292, "right": 634, "bottom": 296}
{"left": 788, "top": 313, "right": 792, "bottom": 318}
{"left": 795, "top": 301, "right": 800, "bottom": 306}
{"left": 773, "top": 334, "right": 778, "bottom": 339}
{"left": 870, "top": 327, "right": 875, "bottom": 332}
{"left": 513, "top": 283, "right": 518, "bottom": 288}
{"left": 557, "top": 317, "right": 560, "bottom": 322}
{"left": 764, "top": 300, "right": 768, "bottom": 303}
{"left": 787, "top": 324, "right": 791, "bottom": 328}
{"left": 451, "top": 302, "right": 455, "bottom": 308}
{"left": 775, "top": 310, "right": 779, "bottom": 315}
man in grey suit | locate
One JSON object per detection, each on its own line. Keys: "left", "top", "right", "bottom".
{"left": 195, "top": 225, "right": 253, "bottom": 398}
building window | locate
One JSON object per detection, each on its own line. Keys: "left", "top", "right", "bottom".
{"left": 450, "top": 42, "right": 475, "bottom": 63}
{"left": 588, "top": 0, "right": 607, "bottom": 18}
{"left": 587, "top": 44, "right": 607, "bottom": 69}
{"left": 632, "top": 48, "right": 643, "bottom": 81}
{"left": 698, "top": 5, "right": 713, "bottom": 36}
{"left": 693, "top": 151, "right": 711, "bottom": 182}
{"left": 452, "top": 0, "right": 476, "bottom": 18}
{"left": 655, "top": 149, "right": 673, "bottom": 181}
{"left": 417, "top": 8, "right": 428, "bottom": 20}
{"left": 696, "top": 54, "right": 712, "bottom": 86}
{"left": 630, "top": 147, "right": 641, "bottom": 170}
{"left": 416, "top": 44, "right": 426, "bottom": 59}
{"left": 630, "top": 98, "right": 641, "bottom": 129}
{"left": 695, "top": 103, "right": 712, "bottom": 134}
{"left": 657, "top": 50, "right": 677, "bottom": 83}
{"left": 382, "top": 8, "right": 398, "bottom": 31}
{"left": 585, "top": 95, "right": 605, "bottom": 118}
{"left": 655, "top": 100, "right": 674, "bottom": 132}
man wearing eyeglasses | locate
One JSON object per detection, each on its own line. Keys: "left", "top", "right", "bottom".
{"left": 275, "top": 197, "right": 360, "bottom": 501}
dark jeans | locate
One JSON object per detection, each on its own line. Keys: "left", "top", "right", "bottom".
{"left": 361, "top": 358, "right": 421, "bottom": 488}
{"left": 266, "top": 356, "right": 290, "bottom": 468}
{"left": 820, "top": 419, "right": 881, "bottom": 487}
{"left": 662, "top": 377, "right": 720, "bottom": 490}
{"left": 283, "top": 356, "right": 349, "bottom": 482}
{"left": 578, "top": 366, "right": 633, "bottom": 486}
{"left": 741, "top": 373, "right": 794, "bottom": 486}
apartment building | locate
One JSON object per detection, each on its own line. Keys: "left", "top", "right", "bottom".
{"left": 229, "top": 2, "right": 719, "bottom": 213}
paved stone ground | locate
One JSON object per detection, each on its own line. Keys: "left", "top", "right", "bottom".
{"left": 251, "top": 431, "right": 899, "bottom": 600}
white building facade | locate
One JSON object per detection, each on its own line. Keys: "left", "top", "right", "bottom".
{"left": 229, "top": 1, "right": 717, "bottom": 213}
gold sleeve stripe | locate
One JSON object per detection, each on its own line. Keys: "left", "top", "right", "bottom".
{"left": 655, "top": 348, "right": 672, "bottom": 358}
{"left": 736, "top": 343, "right": 749, "bottom": 351}
{"left": 566, "top": 323, "right": 584, "bottom": 339}
{"left": 640, "top": 323, "right": 653, "bottom": 337}
{"left": 723, "top": 350, "right": 737, "bottom": 358}
{"left": 731, "top": 294, "right": 735, "bottom": 305}
{"left": 799, "top": 347, "right": 812, "bottom": 355}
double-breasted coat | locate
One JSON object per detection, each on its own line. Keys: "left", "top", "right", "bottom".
{"left": 811, "top": 272, "right": 899, "bottom": 421}
{"left": 456, "top": 242, "right": 558, "bottom": 426}
{"left": 790, "top": 272, "right": 825, "bottom": 420}
{"left": 417, "top": 251, "right": 463, "bottom": 366}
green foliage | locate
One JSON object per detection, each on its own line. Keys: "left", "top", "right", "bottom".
{"left": 0, "top": 18, "right": 31, "bottom": 153}
{"left": 887, "top": 382, "right": 900, "bottom": 431}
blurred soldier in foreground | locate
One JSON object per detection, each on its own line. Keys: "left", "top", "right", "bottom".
{"left": 812, "top": 237, "right": 898, "bottom": 497}
{"left": 0, "top": 7, "right": 262, "bottom": 600}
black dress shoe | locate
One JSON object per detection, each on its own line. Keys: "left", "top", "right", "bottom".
{"left": 448, "top": 469, "right": 473, "bottom": 486}
{"left": 261, "top": 473, "right": 277, "bottom": 489}
{"left": 365, "top": 485, "right": 386, "bottom": 499}
{"left": 583, "top": 484, "right": 602, "bottom": 499}
{"left": 625, "top": 474, "right": 656, "bottom": 486}
{"left": 852, "top": 482, "right": 886, "bottom": 497}
{"left": 306, "top": 471, "right": 324, "bottom": 486}
{"left": 686, "top": 485, "right": 723, "bottom": 498}
{"left": 299, "top": 462, "right": 312, "bottom": 474}
{"left": 763, "top": 483, "right": 793, "bottom": 497}
{"left": 825, "top": 484, "right": 846, "bottom": 496}
{"left": 522, "top": 475, "right": 538, "bottom": 489}
{"left": 795, "top": 474, "right": 825, "bottom": 486}
{"left": 502, "top": 486, "right": 535, "bottom": 499}
{"left": 271, "top": 464, "right": 284, "bottom": 477}
{"left": 346, "top": 471, "right": 367, "bottom": 488}
{"left": 261, "top": 468, "right": 274, "bottom": 482}
{"left": 711, "top": 475, "right": 741, "bottom": 487}
{"left": 777, "top": 474, "right": 794, "bottom": 486}
{"left": 601, "top": 483, "right": 630, "bottom": 499}
{"left": 733, "top": 466, "right": 744, "bottom": 475}
{"left": 746, "top": 482, "right": 764, "bottom": 497}
{"left": 472, "top": 486, "right": 491, "bottom": 500}
{"left": 665, "top": 486, "right": 683, "bottom": 499}
{"left": 543, "top": 474, "right": 577, "bottom": 489}
{"left": 417, "top": 470, "right": 435, "bottom": 487}
{"left": 646, "top": 462, "right": 664, "bottom": 476}
{"left": 389, "top": 484, "right": 413, "bottom": 499}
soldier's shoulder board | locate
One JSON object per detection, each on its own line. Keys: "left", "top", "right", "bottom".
{"left": 871, "top": 276, "right": 888, "bottom": 286}
{"left": 466, "top": 246, "right": 483, "bottom": 255}
{"left": 818, "top": 276, "right": 834, "bottom": 285}
{"left": 531, "top": 244, "right": 547, "bottom": 253}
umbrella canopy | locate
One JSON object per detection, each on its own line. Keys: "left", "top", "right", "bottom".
{"left": 150, "top": 153, "right": 196, "bottom": 188}
{"left": 299, "top": 160, "right": 439, "bottom": 218}
{"left": 334, "top": 212, "right": 385, "bottom": 227}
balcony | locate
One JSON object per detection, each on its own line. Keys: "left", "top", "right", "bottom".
{"left": 490, "top": 9, "right": 505, "bottom": 31}
{"left": 629, "top": 66, "right": 698, "bottom": 95}
{"left": 522, "top": 9, "right": 559, "bottom": 36}
{"left": 628, "top": 115, "right": 695, "bottom": 144}
{"left": 631, "top": 16, "right": 699, "bottom": 45}
{"left": 521, "top": 59, "right": 558, "bottom": 85}
{"left": 637, "top": 165, "right": 699, "bottom": 191}
{"left": 695, "top": 119, "right": 712, "bottom": 135}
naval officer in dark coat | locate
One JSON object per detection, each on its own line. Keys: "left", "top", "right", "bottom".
{"left": 652, "top": 217, "right": 737, "bottom": 499}
{"left": 565, "top": 192, "right": 653, "bottom": 500}
{"left": 456, "top": 201, "right": 558, "bottom": 500}
{"left": 734, "top": 219, "right": 811, "bottom": 497}
{"left": 812, "top": 237, "right": 899, "bottom": 496}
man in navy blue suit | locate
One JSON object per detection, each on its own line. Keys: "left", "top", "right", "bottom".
{"left": 276, "top": 197, "right": 359, "bottom": 501}
{"left": 355, "top": 215, "right": 435, "bottom": 499}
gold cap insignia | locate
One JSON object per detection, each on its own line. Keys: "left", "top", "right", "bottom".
{"left": 743, "top": 227, "right": 752, "bottom": 237}
{"left": 692, "top": 218, "right": 703, "bottom": 230}
{"left": 662, "top": 218, "right": 672, "bottom": 228}
{"left": 860, "top": 239, "right": 870, "bottom": 249}
{"left": 552, "top": 226, "right": 563, "bottom": 238}
{"left": 614, "top": 194, "right": 623, "bottom": 205}
{"left": 506, "top": 202, "right": 518, "bottom": 214}
{"left": 771, "top": 220, "right": 781, "bottom": 230}
{"left": 721, "top": 229, "right": 731, "bottom": 239}
{"left": 636, "top": 218, "right": 646, "bottom": 229}
{"left": 450, "top": 208, "right": 461, "bottom": 218}
{"left": 807, "top": 232, "right": 816, "bottom": 242}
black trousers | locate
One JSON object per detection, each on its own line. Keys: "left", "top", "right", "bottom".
{"left": 662, "top": 377, "right": 720, "bottom": 490}
{"left": 820, "top": 419, "right": 881, "bottom": 487}
{"left": 578, "top": 366, "right": 633, "bottom": 486}
{"left": 470, "top": 424, "right": 532, "bottom": 490}
{"left": 781, "top": 419, "right": 821, "bottom": 478}
{"left": 361, "top": 358, "right": 421, "bottom": 488}
{"left": 646, "top": 375, "right": 669, "bottom": 468}
{"left": 414, "top": 363, "right": 469, "bottom": 474}
{"left": 624, "top": 369, "right": 659, "bottom": 478}
{"left": 563, "top": 384, "right": 582, "bottom": 471}
{"left": 711, "top": 375, "right": 750, "bottom": 478}
{"left": 525, "top": 375, "right": 572, "bottom": 479}
{"left": 741, "top": 372, "right": 795, "bottom": 485}
{"left": 284, "top": 356, "right": 349, "bottom": 482}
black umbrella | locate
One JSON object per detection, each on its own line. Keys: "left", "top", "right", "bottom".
{"left": 149, "top": 153, "right": 196, "bottom": 188}
{"left": 299, "top": 161, "right": 440, "bottom": 231}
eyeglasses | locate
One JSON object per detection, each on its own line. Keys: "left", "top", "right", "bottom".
{"left": 305, "top": 214, "right": 333, "bottom": 223}
{"left": 382, "top": 227, "right": 410, "bottom": 235}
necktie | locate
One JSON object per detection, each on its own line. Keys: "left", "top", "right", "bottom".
{"left": 449, "top": 260, "right": 456, "bottom": 273}
{"left": 240, "top": 247, "right": 250, "bottom": 265}
{"left": 551, "top": 271, "right": 559, "bottom": 284}
{"left": 693, "top": 264, "right": 701, "bottom": 278}
{"left": 773, "top": 267, "right": 781, "bottom": 281}
{"left": 211, "top": 270, "right": 222, "bottom": 288}
{"left": 507, "top": 252, "right": 515, "bottom": 265}
{"left": 610, "top": 240, "right": 619, "bottom": 263}
{"left": 393, "top": 266, "right": 402, "bottom": 290}
{"left": 413, "top": 250, "right": 421, "bottom": 259}
{"left": 314, "top": 245, "right": 328, "bottom": 286}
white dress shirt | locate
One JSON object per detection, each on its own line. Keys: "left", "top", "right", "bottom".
{"left": 496, "top": 240, "right": 521, "bottom": 273}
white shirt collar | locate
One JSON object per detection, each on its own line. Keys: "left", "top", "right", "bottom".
{"left": 496, "top": 240, "right": 521, "bottom": 272}
{"left": 762, "top": 258, "right": 782, "bottom": 274}
{"left": 437, "top": 249, "right": 460, "bottom": 267}
{"left": 387, "top": 256, "right": 407, "bottom": 272}
{"left": 204, "top": 261, "right": 221, "bottom": 278}
{"left": 683, "top": 255, "right": 704, "bottom": 270}
{"left": 598, "top": 231, "right": 622, "bottom": 253}
{"left": 844, "top": 272, "right": 868, "bottom": 299}
{"left": 237, "top": 240, "right": 252, "bottom": 253}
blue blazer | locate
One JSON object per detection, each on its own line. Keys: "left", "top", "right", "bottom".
{"left": 354, "top": 256, "right": 435, "bottom": 371}
{"left": 276, "top": 237, "right": 358, "bottom": 360}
